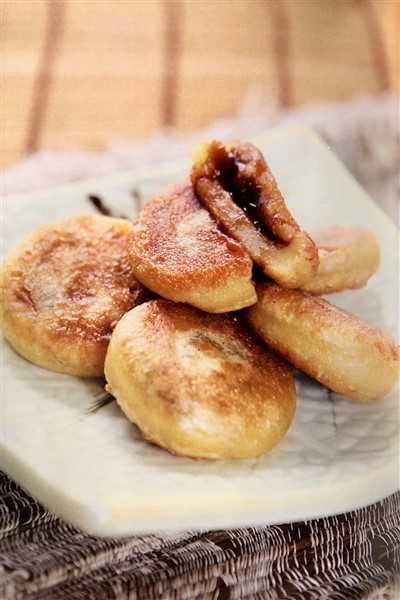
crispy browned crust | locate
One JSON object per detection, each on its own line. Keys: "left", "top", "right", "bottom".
{"left": 104, "top": 299, "right": 296, "bottom": 459}
{"left": 191, "top": 141, "right": 319, "bottom": 288}
{"left": 302, "top": 226, "right": 381, "bottom": 295}
{"left": 244, "top": 283, "right": 399, "bottom": 402}
{"left": 128, "top": 178, "right": 257, "bottom": 313}
{"left": 1, "top": 214, "right": 147, "bottom": 377}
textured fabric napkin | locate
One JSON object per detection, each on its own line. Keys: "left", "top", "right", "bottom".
{"left": 1, "top": 94, "right": 399, "bottom": 599}
{"left": 3, "top": 94, "right": 399, "bottom": 226}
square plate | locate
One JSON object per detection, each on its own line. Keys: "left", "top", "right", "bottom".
{"left": 1, "top": 125, "right": 399, "bottom": 536}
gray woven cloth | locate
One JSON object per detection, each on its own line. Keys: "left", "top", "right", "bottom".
{"left": 0, "top": 471, "right": 399, "bottom": 599}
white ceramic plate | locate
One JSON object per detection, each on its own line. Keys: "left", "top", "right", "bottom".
{"left": 1, "top": 125, "right": 399, "bottom": 536}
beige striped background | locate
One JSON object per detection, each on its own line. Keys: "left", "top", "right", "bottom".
{"left": 2, "top": 0, "right": 399, "bottom": 169}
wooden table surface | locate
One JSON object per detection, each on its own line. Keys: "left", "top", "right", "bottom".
{"left": 2, "top": 0, "right": 399, "bottom": 169}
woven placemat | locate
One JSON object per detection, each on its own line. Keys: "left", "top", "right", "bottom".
{"left": 0, "top": 472, "right": 399, "bottom": 600}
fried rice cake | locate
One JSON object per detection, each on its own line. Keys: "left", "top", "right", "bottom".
{"left": 301, "top": 225, "right": 381, "bottom": 295}
{"left": 1, "top": 214, "right": 148, "bottom": 377}
{"left": 104, "top": 299, "right": 296, "bottom": 459}
{"left": 244, "top": 282, "right": 399, "bottom": 402}
{"left": 127, "top": 178, "right": 257, "bottom": 313}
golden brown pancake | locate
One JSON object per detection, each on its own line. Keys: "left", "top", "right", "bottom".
{"left": 191, "top": 140, "right": 319, "bottom": 288}
{"left": 104, "top": 299, "right": 296, "bottom": 459}
{"left": 127, "top": 178, "right": 257, "bottom": 313}
{"left": 1, "top": 214, "right": 147, "bottom": 377}
{"left": 244, "top": 282, "right": 399, "bottom": 402}
{"left": 302, "top": 226, "right": 381, "bottom": 295}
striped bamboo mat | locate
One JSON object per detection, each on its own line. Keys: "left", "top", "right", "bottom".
{"left": 3, "top": 0, "right": 398, "bottom": 168}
